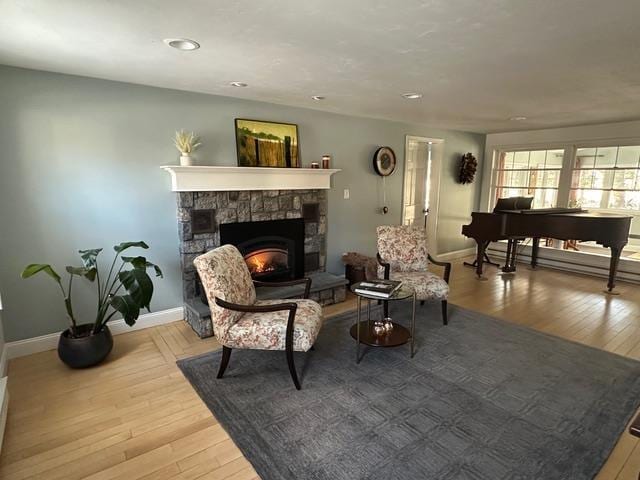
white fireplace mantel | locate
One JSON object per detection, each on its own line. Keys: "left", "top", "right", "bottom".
{"left": 161, "top": 165, "right": 341, "bottom": 192}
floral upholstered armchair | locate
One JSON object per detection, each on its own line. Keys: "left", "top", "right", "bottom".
{"left": 376, "top": 225, "right": 451, "bottom": 325}
{"left": 193, "top": 244, "right": 323, "bottom": 390}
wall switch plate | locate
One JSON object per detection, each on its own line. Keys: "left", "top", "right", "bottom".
{"left": 343, "top": 189, "right": 350, "bottom": 199}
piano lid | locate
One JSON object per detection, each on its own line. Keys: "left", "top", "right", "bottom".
{"left": 493, "top": 207, "right": 633, "bottom": 218}
{"left": 494, "top": 207, "right": 585, "bottom": 215}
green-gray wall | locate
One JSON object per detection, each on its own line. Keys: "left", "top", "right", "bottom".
{"left": 0, "top": 65, "right": 485, "bottom": 342}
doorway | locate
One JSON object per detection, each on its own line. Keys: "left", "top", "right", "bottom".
{"left": 401, "top": 135, "right": 444, "bottom": 254}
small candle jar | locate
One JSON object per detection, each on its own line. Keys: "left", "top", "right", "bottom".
{"left": 310, "top": 162, "right": 320, "bottom": 169}
{"left": 322, "top": 155, "right": 331, "bottom": 169}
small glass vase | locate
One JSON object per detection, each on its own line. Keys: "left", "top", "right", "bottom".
{"left": 383, "top": 317, "right": 394, "bottom": 332}
{"left": 373, "top": 319, "right": 386, "bottom": 336}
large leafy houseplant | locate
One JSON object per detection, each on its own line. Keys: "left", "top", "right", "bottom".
{"left": 22, "top": 241, "right": 163, "bottom": 338}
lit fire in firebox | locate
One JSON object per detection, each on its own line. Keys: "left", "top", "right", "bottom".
{"left": 244, "top": 248, "right": 288, "bottom": 277}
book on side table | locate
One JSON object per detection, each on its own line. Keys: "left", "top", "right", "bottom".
{"left": 354, "top": 280, "right": 403, "bottom": 298}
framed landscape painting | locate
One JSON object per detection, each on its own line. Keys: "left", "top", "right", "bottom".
{"left": 235, "top": 119, "right": 300, "bottom": 168}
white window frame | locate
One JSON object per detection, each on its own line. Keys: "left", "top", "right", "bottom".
{"left": 490, "top": 146, "right": 569, "bottom": 209}
{"left": 568, "top": 141, "right": 640, "bottom": 214}
{"left": 489, "top": 141, "right": 640, "bottom": 210}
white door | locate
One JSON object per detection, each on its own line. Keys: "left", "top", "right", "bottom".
{"left": 402, "top": 136, "right": 443, "bottom": 253}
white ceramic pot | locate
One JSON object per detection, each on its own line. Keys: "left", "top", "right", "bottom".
{"left": 180, "top": 155, "right": 193, "bottom": 166}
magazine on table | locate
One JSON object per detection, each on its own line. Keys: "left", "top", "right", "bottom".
{"left": 354, "top": 280, "right": 403, "bottom": 298}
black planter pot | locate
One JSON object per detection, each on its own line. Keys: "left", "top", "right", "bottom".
{"left": 58, "top": 324, "right": 113, "bottom": 368}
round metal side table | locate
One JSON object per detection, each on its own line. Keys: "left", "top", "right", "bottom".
{"left": 349, "top": 282, "right": 416, "bottom": 364}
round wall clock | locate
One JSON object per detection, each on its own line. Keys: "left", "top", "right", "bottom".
{"left": 372, "top": 146, "right": 397, "bottom": 176}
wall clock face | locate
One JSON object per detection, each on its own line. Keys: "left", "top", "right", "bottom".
{"left": 373, "top": 146, "right": 397, "bottom": 176}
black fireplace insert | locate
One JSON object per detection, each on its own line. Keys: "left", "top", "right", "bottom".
{"left": 219, "top": 218, "right": 305, "bottom": 282}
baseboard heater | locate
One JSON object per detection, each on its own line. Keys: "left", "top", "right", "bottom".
{"left": 486, "top": 242, "right": 640, "bottom": 285}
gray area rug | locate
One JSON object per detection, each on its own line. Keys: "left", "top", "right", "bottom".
{"left": 177, "top": 302, "right": 640, "bottom": 479}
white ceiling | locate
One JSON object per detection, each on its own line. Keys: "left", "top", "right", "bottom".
{"left": 2, "top": 0, "right": 640, "bottom": 133}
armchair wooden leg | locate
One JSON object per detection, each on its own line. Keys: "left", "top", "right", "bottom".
{"left": 441, "top": 300, "right": 448, "bottom": 326}
{"left": 286, "top": 344, "right": 301, "bottom": 390}
{"left": 217, "top": 346, "right": 232, "bottom": 379}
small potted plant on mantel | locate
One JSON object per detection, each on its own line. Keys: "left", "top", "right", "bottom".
{"left": 21, "top": 242, "right": 162, "bottom": 368}
{"left": 174, "top": 129, "right": 202, "bottom": 166}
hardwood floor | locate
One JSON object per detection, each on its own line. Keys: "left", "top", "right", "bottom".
{"left": 1, "top": 258, "right": 639, "bottom": 479}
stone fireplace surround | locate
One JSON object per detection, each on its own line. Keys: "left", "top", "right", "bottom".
{"left": 176, "top": 189, "right": 346, "bottom": 338}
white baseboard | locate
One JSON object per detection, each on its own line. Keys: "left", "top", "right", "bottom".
{"left": 5, "top": 307, "right": 184, "bottom": 360}
{"left": 434, "top": 248, "right": 476, "bottom": 262}
{"left": 0, "top": 377, "right": 7, "bottom": 454}
{"left": 0, "top": 346, "right": 6, "bottom": 378}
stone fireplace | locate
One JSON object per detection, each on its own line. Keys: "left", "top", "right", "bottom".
{"left": 162, "top": 165, "right": 344, "bottom": 338}
{"left": 175, "top": 188, "right": 346, "bottom": 337}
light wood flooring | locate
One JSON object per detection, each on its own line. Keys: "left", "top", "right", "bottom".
{"left": 1, "top": 258, "right": 639, "bottom": 479}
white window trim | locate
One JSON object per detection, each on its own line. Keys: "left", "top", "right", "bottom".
{"left": 489, "top": 147, "right": 568, "bottom": 209}
{"left": 484, "top": 135, "right": 640, "bottom": 213}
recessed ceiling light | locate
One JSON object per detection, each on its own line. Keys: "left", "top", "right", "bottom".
{"left": 509, "top": 116, "right": 527, "bottom": 121}
{"left": 311, "top": 95, "right": 326, "bottom": 101}
{"left": 230, "top": 82, "right": 248, "bottom": 87}
{"left": 401, "top": 93, "right": 423, "bottom": 99}
{"left": 164, "top": 38, "right": 200, "bottom": 51}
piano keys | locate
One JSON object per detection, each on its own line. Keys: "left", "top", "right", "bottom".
{"left": 461, "top": 208, "right": 633, "bottom": 292}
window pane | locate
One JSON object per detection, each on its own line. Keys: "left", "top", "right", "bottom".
{"left": 502, "top": 187, "right": 527, "bottom": 198}
{"left": 571, "top": 169, "right": 593, "bottom": 189}
{"left": 528, "top": 170, "right": 543, "bottom": 188}
{"left": 529, "top": 150, "right": 546, "bottom": 169}
{"left": 608, "top": 191, "right": 626, "bottom": 209}
{"left": 533, "top": 189, "right": 556, "bottom": 208}
{"left": 500, "top": 151, "right": 514, "bottom": 169}
{"left": 617, "top": 146, "right": 640, "bottom": 168}
{"left": 513, "top": 151, "right": 529, "bottom": 169}
{"left": 613, "top": 170, "right": 637, "bottom": 190}
{"left": 571, "top": 189, "right": 604, "bottom": 208}
{"left": 595, "top": 146, "right": 618, "bottom": 168}
{"left": 498, "top": 171, "right": 512, "bottom": 187}
{"left": 543, "top": 170, "right": 560, "bottom": 187}
{"left": 545, "top": 150, "right": 564, "bottom": 167}
{"left": 627, "top": 191, "right": 640, "bottom": 209}
{"left": 608, "top": 191, "right": 640, "bottom": 210}
{"left": 592, "top": 170, "right": 613, "bottom": 189}
{"left": 493, "top": 149, "right": 562, "bottom": 209}
{"left": 511, "top": 170, "right": 529, "bottom": 187}
{"left": 576, "top": 147, "right": 596, "bottom": 168}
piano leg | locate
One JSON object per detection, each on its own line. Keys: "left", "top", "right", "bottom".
{"left": 531, "top": 237, "right": 540, "bottom": 269}
{"left": 502, "top": 239, "right": 518, "bottom": 273}
{"left": 502, "top": 240, "right": 511, "bottom": 271}
{"left": 475, "top": 241, "right": 486, "bottom": 278}
{"left": 606, "top": 246, "right": 622, "bottom": 294}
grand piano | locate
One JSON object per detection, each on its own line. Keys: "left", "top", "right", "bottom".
{"left": 461, "top": 198, "right": 633, "bottom": 292}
